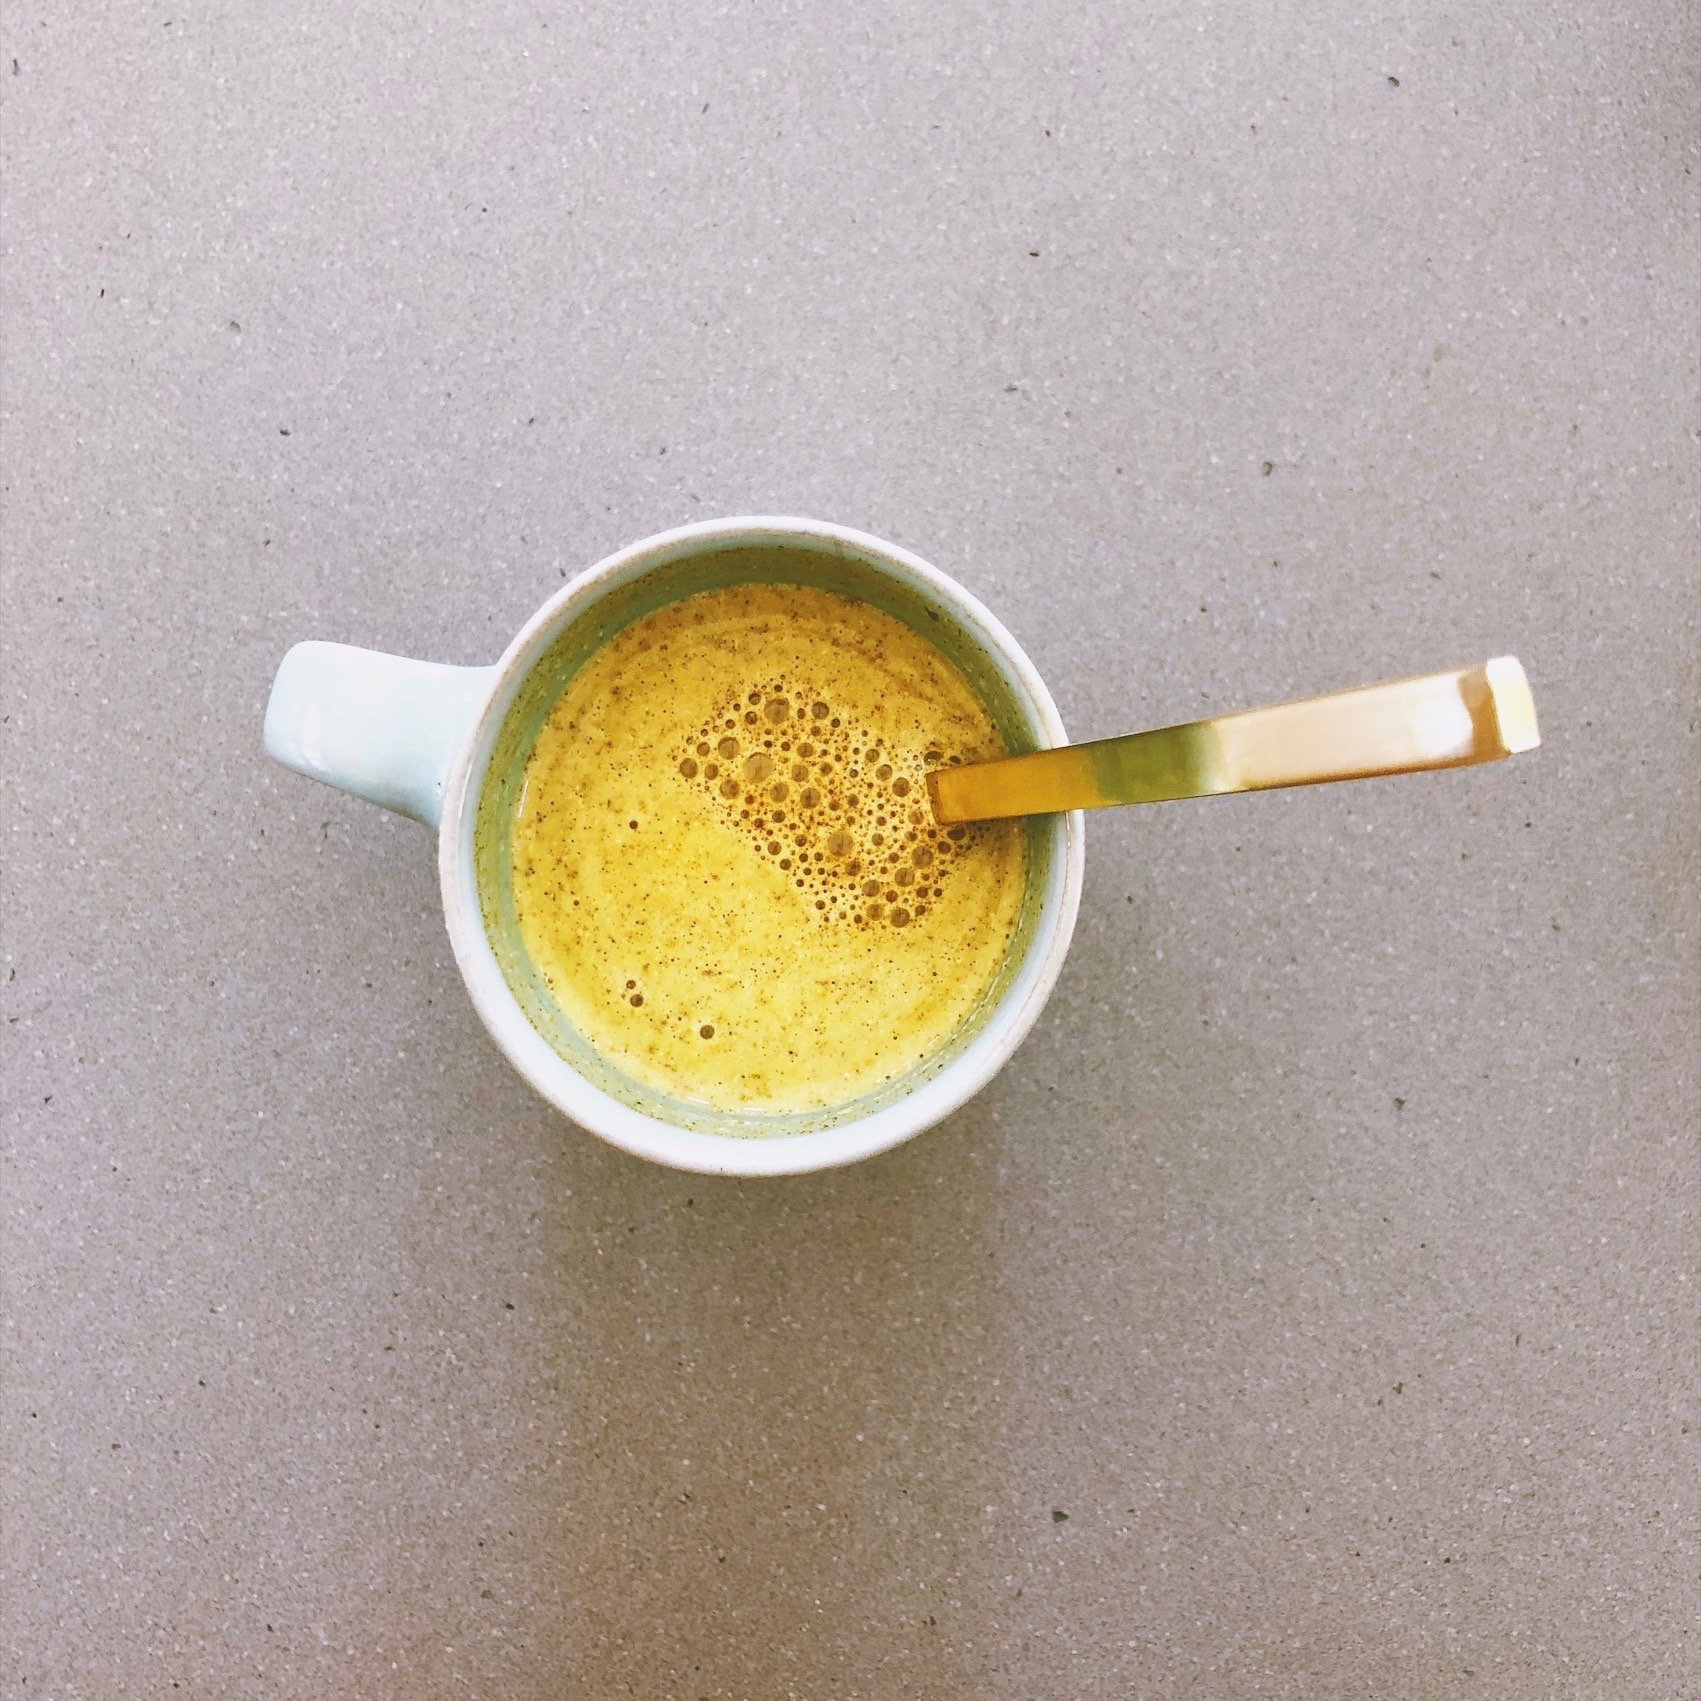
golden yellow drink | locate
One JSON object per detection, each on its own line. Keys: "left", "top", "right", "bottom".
{"left": 509, "top": 583, "right": 1025, "bottom": 1113}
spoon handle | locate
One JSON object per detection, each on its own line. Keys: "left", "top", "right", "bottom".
{"left": 928, "top": 657, "right": 1539, "bottom": 825}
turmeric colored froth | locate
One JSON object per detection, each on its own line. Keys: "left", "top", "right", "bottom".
{"left": 509, "top": 583, "right": 1026, "bottom": 1114}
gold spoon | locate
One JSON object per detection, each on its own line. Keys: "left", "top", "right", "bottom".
{"left": 928, "top": 657, "right": 1538, "bottom": 824}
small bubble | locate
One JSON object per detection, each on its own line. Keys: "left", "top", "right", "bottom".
{"left": 876, "top": 763, "right": 892, "bottom": 781}
{"left": 798, "top": 742, "right": 814, "bottom": 759}
{"left": 892, "top": 777, "right": 911, "bottom": 797}
{"left": 871, "top": 833, "right": 884, "bottom": 847}
{"left": 748, "top": 692, "right": 761, "bottom": 705}
{"left": 826, "top": 828, "right": 854, "bottom": 858}
{"left": 913, "top": 846, "right": 933, "bottom": 867}
{"left": 815, "top": 898, "right": 826, "bottom": 911}
{"left": 700, "top": 1023, "right": 715, "bottom": 1039}
{"left": 886, "top": 889, "right": 899, "bottom": 903}
{"left": 924, "top": 749, "right": 943, "bottom": 765}
{"left": 625, "top": 980, "right": 636, "bottom": 990}
{"left": 791, "top": 763, "right": 809, "bottom": 783}
{"left": 629, "top": 993, "right": 644, "bottom": 1007}
{"left": 704, "top": 762, "right": 719, "bottom": 780}
{"left": 628, "top": 819, "right": 638, "bottom": 830}
{"left": 767, "top": 840, "right": 781, "bottom": 855}
{"left": 695, "top": 741, "right": 710, "bottom": 757}
{"left": 894, "top": 867, "right": 914, "bottom": 887}
{"left": 947, "top": 826, "right": 967, "bottom": 841}
{"left": 765, "top": 697, "right": 790, "bottom": 723}
{"left": 771, "top": 810, "right": 785, "bottom": 823}
{"left": 720, "top": 779, "right": 740, "bottom": 798}
{"left": 829, "top": 717, "right": 840, "bottom": 728}
{"left": 679, "top": 758, "right": 698, "bottom": 778}
{"left": 811, "top": 701, "right": 829, "bottom": 720}
{"left": 861, "top": 878, "right": 881, "bottom": 898}
{"left": 890, "top": 907, "right": 912, "bottom": 927}
{"left": 717, "top": 736, "right": 738, "bottom": 759}
{"left": 769, "top": 782, "right": 789, "bottom": 802}
{"left": 866, "top": 902, "right": 884, "bottom": 922}
{"left": 743, "top": 751, "right": 774, "bottom": 781}
{"left": 779, "top": 858, "right": 792, "bottom": 870}
{"left": 744, "top": 710, "right": 758, "bottom": 725}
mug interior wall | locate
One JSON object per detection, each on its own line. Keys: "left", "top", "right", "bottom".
{"left": 470, "top": 537, "right": 1058, "bottom": 1139}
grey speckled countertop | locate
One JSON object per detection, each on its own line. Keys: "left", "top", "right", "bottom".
{"left": 3, "top": 4, "right": 1696, "bottom": 1695}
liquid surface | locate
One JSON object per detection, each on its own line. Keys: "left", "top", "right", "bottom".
{"left": 509, "top": 583, "right": 1026, "bottom": 1114}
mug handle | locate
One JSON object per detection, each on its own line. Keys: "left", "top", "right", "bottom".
{"left": 263, "top": 642, "right": 498, "bottom": 829}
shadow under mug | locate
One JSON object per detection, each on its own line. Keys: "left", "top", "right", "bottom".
{"left": 264, "top": 517, "right": 1085, "bottom": 1176}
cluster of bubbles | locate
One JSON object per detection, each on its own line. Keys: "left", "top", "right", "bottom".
{"left": 678, "top": 681, "right": 978, "bottom": 930}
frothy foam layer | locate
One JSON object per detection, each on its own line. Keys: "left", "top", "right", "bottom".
{"left": 507, "top": 582, "right": 1026, "bottom": 1117}
{"left": 680, "top": 681, "right": 987, "bottom": 932}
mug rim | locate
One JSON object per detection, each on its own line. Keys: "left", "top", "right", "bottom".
{"left": 436, "top": 517, "right": 1084, "bottom": 1176}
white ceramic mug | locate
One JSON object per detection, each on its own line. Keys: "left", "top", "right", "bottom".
{"left": 264, "top": 518, "right": 1084, "bottom": 1176}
